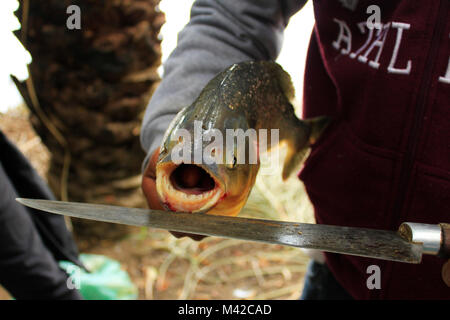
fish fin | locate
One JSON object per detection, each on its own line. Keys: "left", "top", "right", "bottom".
{"left": 304, "top": 116, "right": 331, "bottom": 145}
{"left": 281, "top": 116, "right": 330, "bottom": 180}
{"left": 282, "top": 147, "right": 309, "bottom": 180}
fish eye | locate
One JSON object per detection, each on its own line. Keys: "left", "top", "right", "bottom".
{"left": 226, "top": 155, "right": 237, "bottom": 169}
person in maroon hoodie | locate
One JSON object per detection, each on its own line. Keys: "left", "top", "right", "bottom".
{"left": 140, "top": 0, "right": 450, "bottom": 299}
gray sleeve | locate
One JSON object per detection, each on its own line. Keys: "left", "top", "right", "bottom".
{"left": 140, "top": 0, "right": 307, "bottom": 169}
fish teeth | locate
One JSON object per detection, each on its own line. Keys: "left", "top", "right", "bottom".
{"left": 158, "top": 170, "right": 224, "bottom": 213}
{"left": 163, "top": 173, "right": 217, "bottom": 200}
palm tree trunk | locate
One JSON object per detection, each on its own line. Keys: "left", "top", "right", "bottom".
{"left": 12, "top": 0, "right": 164, "bottom": 240}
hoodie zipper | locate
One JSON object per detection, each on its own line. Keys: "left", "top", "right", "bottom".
{"left": 392, "top": 0, "right": 448, "bottom": 224}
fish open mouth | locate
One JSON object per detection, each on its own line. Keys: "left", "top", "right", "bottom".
{"left": 156, "top": 162, "right": 225, "bottom": 213}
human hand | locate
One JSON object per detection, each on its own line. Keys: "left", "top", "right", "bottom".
{"left": 141, "top": 148, "right": 206, "bottom": 241}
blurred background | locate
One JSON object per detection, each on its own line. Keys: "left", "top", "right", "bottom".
{"left": 0, "top": 0, "right": 316, "bottom": 299}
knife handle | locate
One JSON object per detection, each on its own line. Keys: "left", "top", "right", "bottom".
{"left": 398, "top": 222, "right": 449, "bottom": 259}
{"left": 440, "top": 223, "right": 450, "bottom": 259}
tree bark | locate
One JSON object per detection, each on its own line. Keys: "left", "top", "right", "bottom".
{"left": 12, "top": 0, "right": 164, "bottom": 241}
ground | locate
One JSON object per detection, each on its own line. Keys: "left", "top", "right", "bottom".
{"left": 0, "top": 107, "right": 315, "bottom": 300}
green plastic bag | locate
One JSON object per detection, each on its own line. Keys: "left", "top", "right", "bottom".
{"left": 59, "top": 253, "right": 138, "bottom": 300}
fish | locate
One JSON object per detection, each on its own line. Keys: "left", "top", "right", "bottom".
{"left": 156, "top": 61, "right": 330, "bottom": 217}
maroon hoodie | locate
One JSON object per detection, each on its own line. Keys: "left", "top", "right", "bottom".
{"left": 299, "top": 0, "right": 450, "bottom": 299}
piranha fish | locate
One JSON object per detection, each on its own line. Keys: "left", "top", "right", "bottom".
{"left": 156, "top": 61, "right": 329, "bottom": 217}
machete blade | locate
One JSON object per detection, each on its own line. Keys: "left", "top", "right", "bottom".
{"left": 16, "top": 198, "right": 423, "bottom": 264}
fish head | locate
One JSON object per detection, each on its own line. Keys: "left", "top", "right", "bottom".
{"left": 156, "top": 106, "right": 259, "bottom": 217}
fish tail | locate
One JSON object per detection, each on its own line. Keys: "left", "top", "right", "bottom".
{"left": 281, "top": 115, "right": 331, "bottom": 180}
{"left": 282, "top": 146, "right": 309, "bottom": 180}
{"left": 305, "top": 116, "right": 331, "bottom": 145}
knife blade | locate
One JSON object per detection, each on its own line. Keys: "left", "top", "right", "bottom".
{"left": 16, "top": 198, "right": 438, "bottom": 264}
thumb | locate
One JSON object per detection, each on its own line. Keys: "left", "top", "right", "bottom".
{"left": 141, "top": 148, "right": 164, "bottom": 210}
